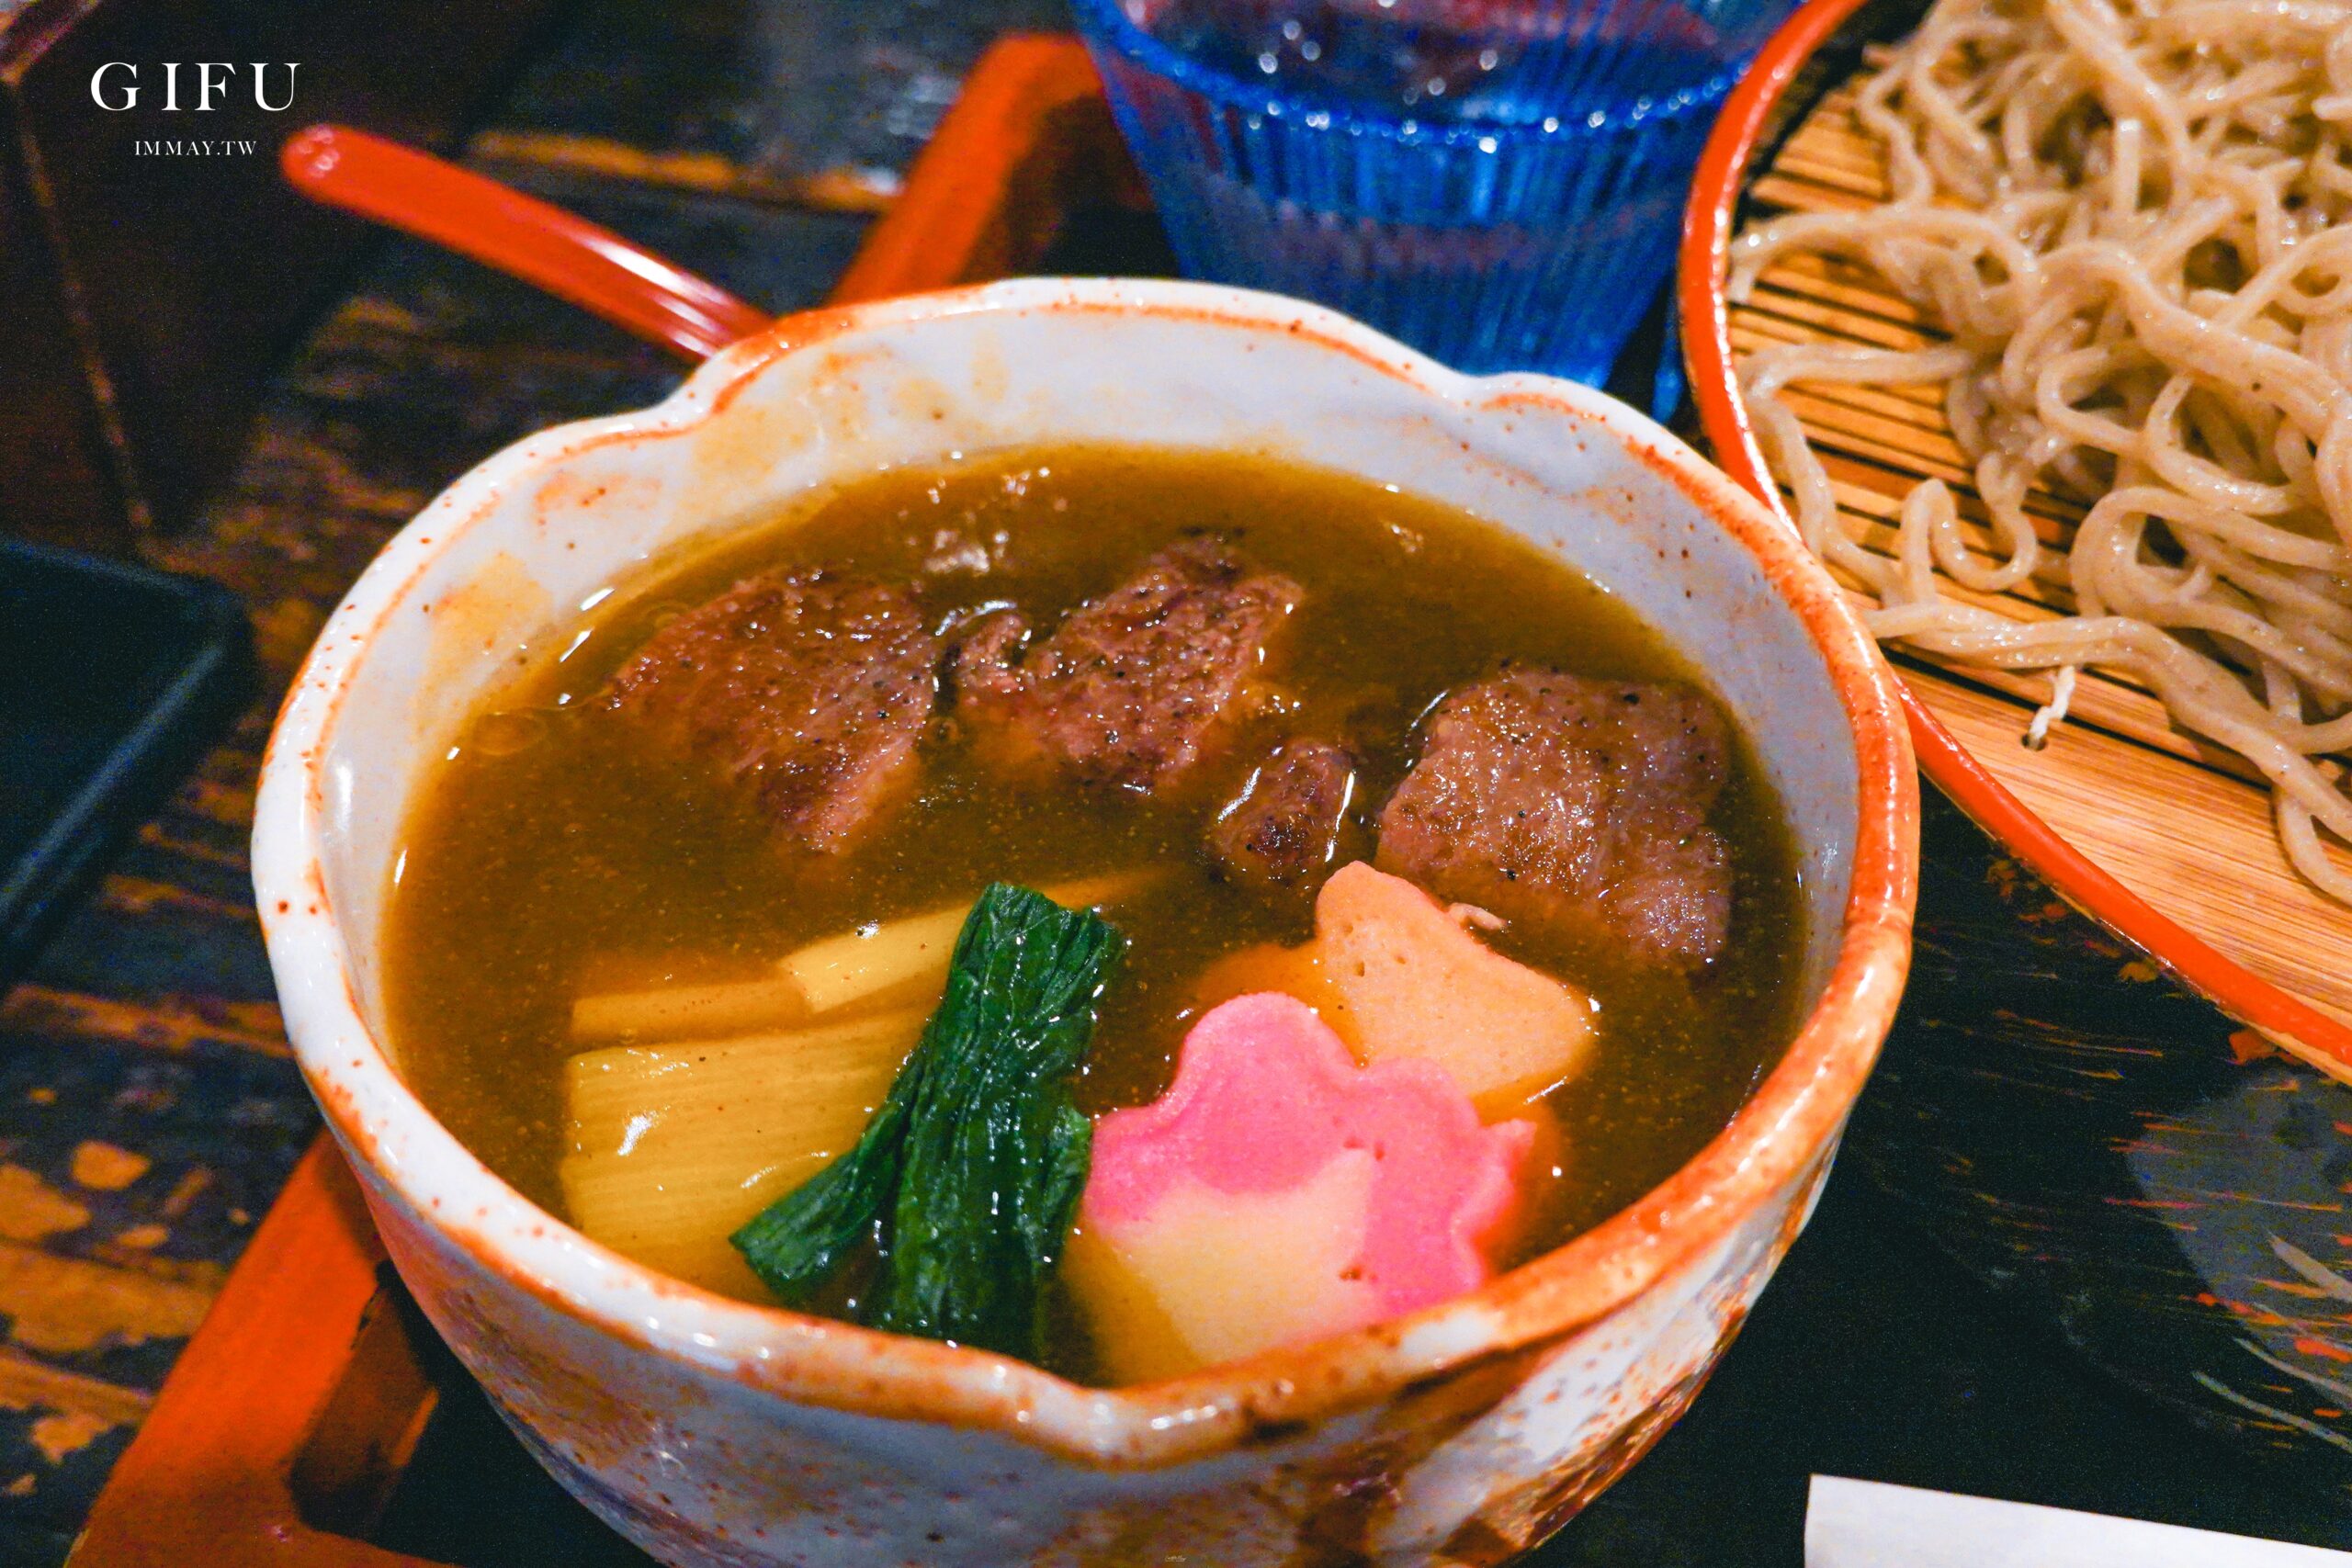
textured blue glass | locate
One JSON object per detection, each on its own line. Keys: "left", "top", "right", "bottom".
{"left": 1071, "top": 0, "right": 1788, "bottom": 384}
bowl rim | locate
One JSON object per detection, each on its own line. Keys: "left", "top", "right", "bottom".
{"left": 254, "top": 275, "right": 1918, "bottom": 1470}
{"left": 1673, "top": 0, "right": 2352, "bottom": 1073}
{"left": 1067, "top": 0, "right": 1739, "bottom": 146}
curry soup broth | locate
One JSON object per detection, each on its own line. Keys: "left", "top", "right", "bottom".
{"left": 381, "top": 445, "right": 1805, "bottom": 1371}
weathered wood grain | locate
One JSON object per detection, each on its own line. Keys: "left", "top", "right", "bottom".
{"left": 61, "top": 1147, "right": 414, "bottom": 1568}
{"left": 476, "top": 0, "right": 1069, "bottom": 193}
{"left": 0, "top": 0, "right": 1102, "bottom": 1548}
{"left": 0, "top": 9, "right": 921, "bottom": 1559}
{"left": 469, "top": 131, "right": 897, "bottom": 212}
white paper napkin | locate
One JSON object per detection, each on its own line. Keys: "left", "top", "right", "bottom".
{"left": 1806, "top": 1476, "right": 2352, "bottom": 1566}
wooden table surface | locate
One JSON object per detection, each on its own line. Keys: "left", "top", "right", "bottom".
{"left": 0, "top": 0, "right": 1055, "bottom": 1557}
{"left": 6, "top": 2, "right": 2352, "bottom": 1564}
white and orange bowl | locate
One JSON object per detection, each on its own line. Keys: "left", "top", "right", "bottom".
{"left": 252, "top": 277, "right": 1917, "bottom": 1568}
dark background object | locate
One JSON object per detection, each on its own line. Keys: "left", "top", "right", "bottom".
{"left": 0, "top": 537, "right": 251, "bottom": 994}
{"left": 0, "top": 0, "right": 562, "bottom": 550}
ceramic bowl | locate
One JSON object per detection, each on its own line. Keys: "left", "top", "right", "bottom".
{"left": 253, "top": 277, "right": 1917, "bottom": 1567}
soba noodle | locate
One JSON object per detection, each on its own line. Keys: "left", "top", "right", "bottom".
{"left": 1729, "top": 0, "right": 2352, "bottom": 903}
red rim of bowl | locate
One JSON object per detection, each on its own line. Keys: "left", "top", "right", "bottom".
{"left": 1676, "top": 0, "right": 2352, "bottom": 1073}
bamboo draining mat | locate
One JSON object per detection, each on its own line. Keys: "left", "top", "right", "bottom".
{"left": 1727, "top": 85, "right": 2352, "bottom": 1032}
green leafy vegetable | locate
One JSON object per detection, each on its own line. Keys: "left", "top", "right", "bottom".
{"left": 730, "top": 883, "right": 1122, "bottom": 1359}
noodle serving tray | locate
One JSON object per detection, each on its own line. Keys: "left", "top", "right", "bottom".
{"left": 1682, "top": 0, "right": 2352, "bottom": 1065}
{"left": 62, "top": 34, "right": 2352, "bottom": 1566}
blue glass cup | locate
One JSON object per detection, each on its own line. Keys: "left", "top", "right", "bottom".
{"left": 1071, "top": 0, "right": 1790, "bottom": 384}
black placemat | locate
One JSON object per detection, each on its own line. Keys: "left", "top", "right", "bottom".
{"left": 0, "top": 538, "right": 251, "bottom": 990}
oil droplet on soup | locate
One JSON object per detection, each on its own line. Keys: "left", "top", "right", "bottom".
{"left": 379, "top": 445, "right": 1806, "bottom": 1383}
